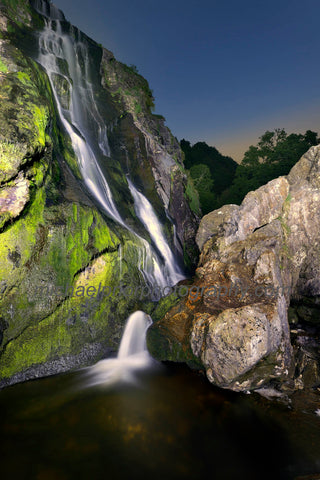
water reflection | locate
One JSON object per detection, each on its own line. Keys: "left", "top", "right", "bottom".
{"left": 0, "top": 364, "right": 320, "bottom": 480}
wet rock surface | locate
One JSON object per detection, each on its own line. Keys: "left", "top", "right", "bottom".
{"left": 148, "top": 145, "right": 320, "bottom": 393}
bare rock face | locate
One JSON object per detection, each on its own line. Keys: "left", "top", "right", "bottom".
{"left": 147, "top": 145, "right": 320, "bottom": 392}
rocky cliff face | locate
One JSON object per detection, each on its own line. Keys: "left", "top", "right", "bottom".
{"left": 148, "top": 145, "right": 320, "bottom": 392}
{"left": 98, "top": 48, "right": 200, "bottom": 267}
{"left": 0, "top": 0, "right": 198, "bottom": 387}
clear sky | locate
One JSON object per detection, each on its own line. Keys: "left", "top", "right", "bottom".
{"left": 54, "top": 0, "right": 320, "bottom": 162}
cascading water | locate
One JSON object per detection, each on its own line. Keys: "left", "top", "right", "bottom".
{"left": 32, "top": 0, "right": 64, "bottom": 20}
{"left": 84, "top": 311, "right": 155, "bottom": 387}
{"left": 127, "top": 178, "right": 185, "bottom": 285}
{"left": 34, "top": 4, "right": 183, "bottom": 289}
{"left": 37, "top": 18, "right": 123, "bottom": 225}
{"left": 32, "top": 1, "right": 185, "bottom": 385}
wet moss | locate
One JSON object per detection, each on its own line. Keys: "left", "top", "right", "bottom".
{"left": 0, "top": 58, "right": 8, "bottom": 73}
{"left": 0, "top": 0, "right": 32, "bottom": 28}
{"left": 151, "top": 292, "right": 181, "bottom": 323}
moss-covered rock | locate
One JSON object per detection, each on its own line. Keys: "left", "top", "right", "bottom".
{"left": 0, "top": 4, "right": 147, "bottom": 386}
{"left": 147, "top": 297, "right": 203, "bottom": 370}
{"left": 0, "top": 0, "right": 201, "bottom": 387}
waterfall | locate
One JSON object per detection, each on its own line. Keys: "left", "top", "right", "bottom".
{"left": 37, "top": 18, "right": 124, "bottom": 225}
{"left": 31, "top": 0, "right": 184, "bottom": 386}
{"left": 117, "top": 311, "right": 152, "bottom": 359}
{"left": 33, "top": 3, "right": 184, "bottom": 289}
{"left": 32, "top": 0, "right": 65, "bottom": 20}
{"left": 84, "top": 311, "right": 155, "bottom": 387}
{"left": 127, "top": 178, "right": 185, "bottom": 285}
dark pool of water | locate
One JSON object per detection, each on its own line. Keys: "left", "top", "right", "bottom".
{"left": 0, "top": 363, "right": 320, "bottom": 480}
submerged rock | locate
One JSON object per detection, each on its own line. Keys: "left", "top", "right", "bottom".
{"left": 148, "top": 145, "right": 320, "bottom": 392}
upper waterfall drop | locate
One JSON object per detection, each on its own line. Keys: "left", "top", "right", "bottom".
{"left": 37, "top": 18, "right": 124, "bottom": 226}
{"left": 32, "top": 0, "right": 65, "bottom": 20}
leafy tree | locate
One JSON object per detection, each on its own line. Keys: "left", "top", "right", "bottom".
{"left": 220, "top": 129, "right": 319, "bottom": 206}
{"left": 180, "top": 140, "right": 237, "bottom": 195}
{"left": 181, "top": 129, "right": 319, "bottom": 216}
{"left": 189, "top": 164, "right": 216, "bottom": 214}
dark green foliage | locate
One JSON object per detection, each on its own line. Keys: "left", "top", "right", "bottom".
{"left": 180, "top": 140, "right": 237, "bottom": 195}
{"left": 181, "top": 129, "right": 319, "bottom": 216}
{"left": 128, "top": 64, "right": 139, "bottom": 74}
{"left": 189, "top": 164, "right": 216, "bottom": 214}
{"left": 221, "top": 129, "right": 320, "bottom": 205}
{"left": 180, "top": 140, "right": 236, "bottom": 214}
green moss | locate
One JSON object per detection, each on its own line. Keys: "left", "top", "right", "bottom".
{"left": 0, "top": 58, "right": 8, "bottom": 73}
{"left": 0, "top": 244, "right": 137, "bottom": 380}
{"left": 0, "top": 191, "right": 124, "bottom": 352}
{"left": 27, "top": 157, "right": 48, "bottom": 187}
{"left": 185, "top": 173, "right": 201, "bottom": 216}
{"left": 134, "top": 101, "right": 142, "bottom": 114}
{"left": 44, "top": 204, "right": 120, "bottom": 289}
{"left": 33, "top": 105, "right": 48, "bottom": 146}
{"left": 151, "top": 292, "right": 180, "bottom": 323}
{"left": 16, "top": 70, "right": 31, "bottom": 84}
{"left": 49, "top": 206, "right": 93, "bottom": 282}
{"left": 102, "top": 56, "right": 155, "bottom": 116}
{"left": 0, "top": 61, "right": 52, "bottom": 185}
{"left": 0, "top": 187, "right": 45, "bottom": 282}
{"left": 1, "top": 0, "right": 34, "bottom": 29}
{"left": 0, "top": 311, "right": 73, "bottom": 378}
{"left": 72, "top": 203, "right": 78, "bottom": 222}
{"left": 91, "top": 212, "right": 120, "bottom": 251}
{"left": 146, "top": 319, "right": 203, "bottom": 369}
{"left": 0, "top": 141, "right": 26, "bottom": 181}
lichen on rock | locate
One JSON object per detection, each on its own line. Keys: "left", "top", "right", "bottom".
{"left": 148, "top": 145, "right": 320, "bottom": 393}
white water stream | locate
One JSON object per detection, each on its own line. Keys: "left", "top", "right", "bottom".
{"left": 127, "top": 178, "right": 185, "bottom": 285}
{"left": 85, "top": 311, "right": 155, "bottom": 387}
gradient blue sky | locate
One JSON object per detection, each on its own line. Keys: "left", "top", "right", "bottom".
{"left": 54, "top": 0, "right": 320, "bottom": 161}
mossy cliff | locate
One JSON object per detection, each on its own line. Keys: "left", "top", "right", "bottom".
{"left": 0, "top": 0, "right": 198, "bottom": 387}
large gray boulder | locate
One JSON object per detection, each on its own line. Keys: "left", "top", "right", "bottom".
{"left": 148, "top": 145, "right": 320, "bottom": 392}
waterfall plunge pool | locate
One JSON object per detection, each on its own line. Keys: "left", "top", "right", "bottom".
{"left": 1, "top": 354, "right": 320, "bottom": 479}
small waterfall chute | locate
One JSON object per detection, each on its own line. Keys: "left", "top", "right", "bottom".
{"left": 85, "top": 311, "right": 155, "bottom": 387}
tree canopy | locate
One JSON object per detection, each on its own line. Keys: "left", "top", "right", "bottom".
{"left": 181, "top": 129, "right": 319, "bottom": 216}
{"left": 189, "top": 164, "right": 216, "bottom": 214}
{"left": 180, "top": 140, "right": 237, "bottom": 195}
{"left": 180, "top": 140, "right": 237, "bottom": 214}
{"left": 221, "top": 129, "right": 319, "bottom": 205}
